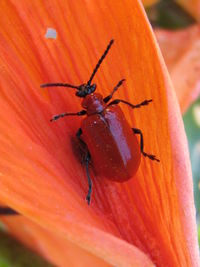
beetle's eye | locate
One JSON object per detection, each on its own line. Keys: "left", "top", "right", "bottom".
{"left": 90, "top": 84, "right": 96, "bottom": 93}
{"left": 75, "top": 84, "right": 86, "bottom": 97}
{"left": 76, "top": 91, "right": 85, "bottom": 97}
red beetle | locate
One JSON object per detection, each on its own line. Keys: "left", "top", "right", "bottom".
{"left": 41, "top": 40, "right": 159, "bottom": 204}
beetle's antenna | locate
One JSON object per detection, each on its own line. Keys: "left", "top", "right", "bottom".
{"left": 40, "top": 83, "right": 79, "bottom": 89}
{"left": 41, "top": 39, "right": 114, "bottom": 91}
{"left": 87, "top": 39, "right": 114, "bottom": 85}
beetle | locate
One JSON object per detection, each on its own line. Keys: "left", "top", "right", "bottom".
{"left": 41, "top": 39, "right": 159, "bottom": 205}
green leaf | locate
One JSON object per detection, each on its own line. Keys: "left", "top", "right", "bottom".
{"left": 183, "top": 98, "right": 200, "bottom": 215}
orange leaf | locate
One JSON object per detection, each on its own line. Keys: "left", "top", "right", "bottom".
{"left": 0, "top": 0, "right": 199, "bottom": 266}
{"left": 1, "top": 217, "right": 112, "bottom": 267}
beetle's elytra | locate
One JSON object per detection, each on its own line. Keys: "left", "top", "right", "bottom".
{"left": 41, "top": 39, "right": 159, "bottom": 205}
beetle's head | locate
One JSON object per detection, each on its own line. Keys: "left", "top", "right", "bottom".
{"left": 76, "top": 83, "right": 96, "bottom": 97}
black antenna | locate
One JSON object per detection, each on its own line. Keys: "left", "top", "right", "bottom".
{"left": 40, "top": 39, "right": 114, "bottom": 94}
{"left": 40, "top": 83, "right": 79, "bottom": 89}
{"left": 87, "top": 39, "right": 114, "bottom": 85}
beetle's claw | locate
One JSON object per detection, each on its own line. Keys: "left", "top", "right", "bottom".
{"left": 144, "top": 99, "right": 153, "bottom": 105}
{"left": 50, "top": 115, "right": 59, "bottom": 122}
{"left": 86, "top": 194, "right": 91, "bottom": 205}
{"left": 143, "top": 152, "right": 160, "bottom": 162}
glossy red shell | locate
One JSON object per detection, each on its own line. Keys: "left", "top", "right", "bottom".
{"left": 81, "top": 104, "right": 141, "bottom": 182}
{"left": 82, "top": 93, "right": 106, "bottom": 115}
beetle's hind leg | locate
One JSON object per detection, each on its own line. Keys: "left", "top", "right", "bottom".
{"left": 76, "top": 128, "right": 93, "bottom": 205}
{"left": 132, "top": 128, "right": 160, "bottom": 162}
{"left": 0, "top": 206, "right": 19, "bottom": 216}
{"left": 85, "top": 152, "right": 92, "bottom": 204}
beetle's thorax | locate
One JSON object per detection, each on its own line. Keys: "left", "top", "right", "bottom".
{"left": 81, "top": 93, "right": 106, "bottom": 115}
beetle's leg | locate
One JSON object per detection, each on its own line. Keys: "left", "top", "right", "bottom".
{"left": 51, "top": 110, "right": 86, "bottom": 122}
{"left": 103, "top": 79, "right": 126, "bottom": 103}
{"left": 76, "top": 128, "right": 88, "bottom": 164}
{"left": 76, "top": 128, "right": 93, "bottom": 205}
{"left": 76, "top": 128, "right": 85, "bottom": 146}
{"left": 107, "top": 99, "right": 152, "bottom": 109}
{"left": 0, "top": 206, "right": 19, "bottom": 216}
{"left": 85, "top": 153, "right": 92, "bottom": 205}
{"left": 132, "top": 128, "right": 160, "bottom": 162}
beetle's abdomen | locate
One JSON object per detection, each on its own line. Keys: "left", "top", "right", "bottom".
{"left": 81, "top": 105, "right": 141, "bottom": 181}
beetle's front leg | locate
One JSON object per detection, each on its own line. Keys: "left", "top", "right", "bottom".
{"left": 107, "top": 99, "right": 152, "bottom": 109}
{"left": 51, "top": 110, "right": 86, "bottom": 122}
{"left": 103, "top": 79, "right": 125, "bottom": 103}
